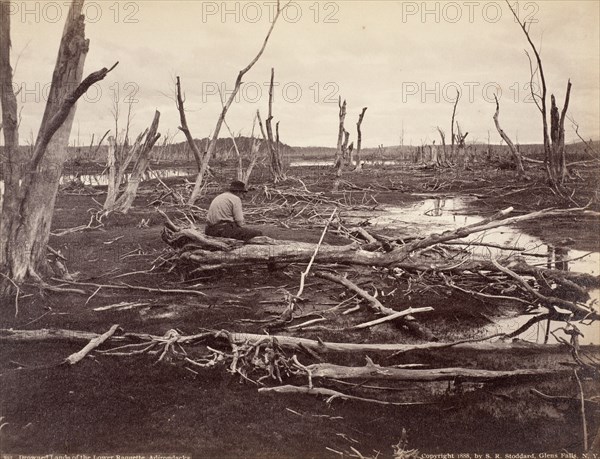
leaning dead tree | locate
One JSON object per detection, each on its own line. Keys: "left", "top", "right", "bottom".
{"left": 103, "top": 110, "right": 161, "bottom": 213}
{"left": 493, "top": 94, "right": 527, "bottom": 177}
{"left": 187, "top": 0, "right": 286, "bottom": 204}
{"left": 354, "top": 107, "right": 367, "bottom": 170}
{"left": 506, "top": 0, "right": 572, "bottom": 188}
{"left": 258, "top": 68, "right": 285, "bottom": 183}
{"left": 0, "top": 0, "right": 117, "bottom": 290}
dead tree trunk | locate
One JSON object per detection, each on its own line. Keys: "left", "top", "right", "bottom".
{"left": 450, "top": 90, "right": 460, "bottom": 163}
{"left": 436, "top": 127, "right": 447, "bottom": 166}
{"left": 240, "top": 135, "right": 261, "bottom": 185}
{"left": 506, "top": 1, "right": 572, "bottom": 188}
{"left": 261, "top": 68, "right": 285, "bottom": 182}
{"left": 550, "top": 83, "right": 572, "bottom": 183}
{"left": 175, "top": 76, "right": 203, "bottom": 171}
{"left": 187, "top": 1, "right": 285, "bottom": 204}
{"left": 493, "top": 94, "right": 527, "bottom": 177}
{"left": 455, "top": 123, "right": 468, "bottom": 168}
{"left": 430, "top": 141, "right": 438, "bottom": 165}
{"left": 354, "top": 107, "right": 367, "bottom": 170}
{"left": 104, "top": 111, "right": 161, "bottom": 213}
{"left": 333, "top": 97, "right": 347, "bottom": 178}
{"left": 0, "top": 0, "right": 117, "bottom": 289}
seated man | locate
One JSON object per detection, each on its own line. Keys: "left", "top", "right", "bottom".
{"left": 205, "top": 180, "right": 263, "bottom": 241}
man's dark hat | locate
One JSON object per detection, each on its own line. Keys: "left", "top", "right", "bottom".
{"left": 229, "top": 180, "right": 248, "bottom": 193}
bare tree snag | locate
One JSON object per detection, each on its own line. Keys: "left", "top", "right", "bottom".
{"left": 259, "top": 68, "right": 285, "bottom": 182}
{"left": 551, "top": 80, "right": 572, "bottom": 183}
{"left": 493, "top": 94, "right": 527, "bottom": 177}
{"left": 354, "top": 107, "right": 367, "bottom": 170}
{"left": 455, "top": 122, "right": 468, "bottom": 167}
{"left": 175, "top": 76, "right": 203, "bottom": 171}
{"left": 187, "top": 0, "right": 285, "bottom": 204}
{"left": 333, "top": 97, "right": 347, "bottom": 178}
{"left": 435, "top": 127, "right": 448, "bottom": 166}
{"left": 0, "top": 0, "right": 20, "bottom": 272}
{"left": 106, "top": 111, "right": 161, "bottom": 213}
{"left": 450, "top": 90, "right": 460, "bottom": 162}
{"left": 505, "top": 1, "right": 573, "bottom": 188}
{"left": 1, "top": 0, "right": 117, "bottom": 290}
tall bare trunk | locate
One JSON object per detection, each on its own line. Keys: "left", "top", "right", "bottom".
{"left": 1, "top": 0, "right": 116, "bottom": 288}
{"left": 355, "top": 107, "right": 367, "bottom": 170}
{"left": 334, "top": 97, "right": 347, "bottom": 177}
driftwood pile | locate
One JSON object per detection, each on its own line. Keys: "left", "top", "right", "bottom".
{"left": 144, "top": 204, "right": 600, "bottom": 411}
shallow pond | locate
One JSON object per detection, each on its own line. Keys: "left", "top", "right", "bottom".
{"left": 348, "top": 195, "right": 600, "bottom": 345}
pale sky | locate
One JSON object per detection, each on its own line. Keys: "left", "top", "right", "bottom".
{"left": 6, "top": 0, "right": 600, "bottom": 148}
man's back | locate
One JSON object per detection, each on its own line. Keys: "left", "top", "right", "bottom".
{"left": 206, "top": 191, "right": 244, "bottom": 226}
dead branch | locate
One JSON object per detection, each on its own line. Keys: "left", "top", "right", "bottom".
{"left": 297, "top": 209, "right": 337, "bottom": 298}
{"left": 258, "top": 385, "right": 428, "bottom": 406}
{"left": 491, "top": 259, "right": 593, "bottom": 317}
{"left": 65, "top": 324, "right": 120, "bottom": 364}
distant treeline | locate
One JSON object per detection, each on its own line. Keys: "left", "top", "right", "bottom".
{"left": 1, "top": 138, "right": 597, "bottom": 177}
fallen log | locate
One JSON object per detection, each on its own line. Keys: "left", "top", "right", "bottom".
{"left": 304, "top": 361, "right": 566, "bottom": 382}
{"left": 2, "top": 328, "right": 597, "bottom": 357}
{"left": 163, "top": 206, "right": 600, "bottom": 293}
{"left": 258, "top": 385, "right": 430, "bottom": 406}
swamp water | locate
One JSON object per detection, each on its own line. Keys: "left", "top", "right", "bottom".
{"left": 347, "top": 196, "right": 600, "bottom": 345}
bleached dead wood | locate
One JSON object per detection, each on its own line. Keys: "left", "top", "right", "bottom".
{"left": 188, "top": 0, "right": 286, "bottom": 204}
{"left": 175, "top": 76, "right": 203, "bottom": 171}
{"left": 493, "top": 94, "right": 527, "bottom": 177}
{"left": 314, "top": 271, "right": 434, "bottom": 330}
{"left": 65, "top": 324, "right": 120, "bottom": 364}
{"left": 315, "top": 271, "right": 392, "bottom": 314}
{"left": 3, "top": 328, "right": 590, "bottom": 355}
{"left": 258, "top": 385, "right": 427, "bottom": 406}
{"left": 304, "top": 361, "right": 565, "bottom": 382}
{"left": 107, "top": 111, "right": 161, "bottom": 213}
{"left": 491, "top": 259, "right": 593, "bottom": 317}
{"left": 352, "top": 307, "right": 433, "bottom": 329}
{"left": 163, "top": 206, "right": 600, "bottom": 296}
